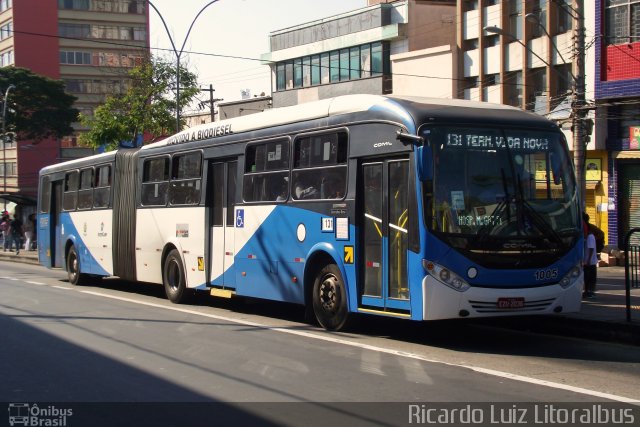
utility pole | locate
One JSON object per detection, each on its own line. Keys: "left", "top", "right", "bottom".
{"left": 199, "top": 84, "right": 223, "bottom": 122}
{"left": 573, "top": 0, "right": 586, "bottom": 210}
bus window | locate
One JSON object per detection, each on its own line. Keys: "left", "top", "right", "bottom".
{"left": 292, "top": 131, "right": 347, "bottom": 201}
{"left": 93, "top": 165, "right": 111, "bottom": 208}
{"left": 243, "top": 139, "right": 289, "bottom": 202}
{"left": 39, "top": 176, "right": 51, "bottom": 214}
{"left": 169, "top": 152, "right": 202, "bottom": 205}
{"left": 62, "top": 171, "right": 79, "bottom": 211}
{"left": 141, "top": 157, "right": 170, "bottom": 206}
{"left": 77, "top": 168, "right": 94, "bottom": 210}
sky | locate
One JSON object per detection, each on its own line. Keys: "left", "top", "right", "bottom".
{"left": 149, "top": 0, "right": 367, "bottom": 113}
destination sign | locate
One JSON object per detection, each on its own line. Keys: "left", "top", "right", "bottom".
{"left": 446, "top": 133, "right": 550, "bottom": 151}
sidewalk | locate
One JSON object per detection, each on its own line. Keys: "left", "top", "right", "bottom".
{"left": 1, "top": 250, "right": 638, "bottom": 344}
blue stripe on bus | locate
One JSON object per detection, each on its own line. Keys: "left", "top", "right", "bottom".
{"left": 58, "top": 213, "right": 110, "bottom": 277}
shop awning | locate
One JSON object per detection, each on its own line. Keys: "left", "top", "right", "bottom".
{"left": 0, "top": 193, "right": 37, "bottom": 206}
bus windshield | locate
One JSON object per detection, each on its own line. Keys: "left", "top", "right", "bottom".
{"left": 422, "top": 125, "right": 580, "bottom": 268}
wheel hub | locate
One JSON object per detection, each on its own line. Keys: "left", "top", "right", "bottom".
{"left": 319, "top": 275, "right": 339, "bottom": 312}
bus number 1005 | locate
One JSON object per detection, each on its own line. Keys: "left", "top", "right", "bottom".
{"left": 534, "top": 268, "right": 558, "bottom": 281}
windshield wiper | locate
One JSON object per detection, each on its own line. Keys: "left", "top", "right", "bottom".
{"left": 515, "top": 174, "right": 565, "bottom": 249}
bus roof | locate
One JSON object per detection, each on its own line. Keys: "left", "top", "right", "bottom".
{"left": 142, "top": 94, "right": 541, "bottom": 151}
{"left": 40, "top": 94, "right": 555, "bottom": 175}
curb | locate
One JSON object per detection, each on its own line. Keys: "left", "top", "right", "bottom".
{"left": 0, "top": 253, "right": 41, "bottom": 266}
{"left": 480, "top": 315, "right": 640, "bottom": 346}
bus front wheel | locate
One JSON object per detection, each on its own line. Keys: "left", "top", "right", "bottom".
{"left": 66, "top": 245, "right": 87, "bottom": 286}
{"left": 312, "top": 264, "right": 349, "bottom": 331}
{"left": 163, "top": 249, "right": 192, "bottom": 304}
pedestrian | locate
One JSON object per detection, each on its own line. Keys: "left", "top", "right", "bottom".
{"left": 24, "top": 213, "right": 35, "bottom": 252}
{"left": 583, "top": 213, "right": 598, "bottom": 298}
{"left": 7, "top": 214, "right": 23, "bottom": 255}
{"left": 0, "top": 211, "right": 10, "bottom": 251}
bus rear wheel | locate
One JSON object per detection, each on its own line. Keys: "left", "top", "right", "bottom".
{"left": 66, "top": 245, "right": 87, "bottom": 286}
{"left": 312, "top": 264, "right": 349, "bottom": 331}
{"left": 163, "top": 249, "right": 192, "bottom": 304}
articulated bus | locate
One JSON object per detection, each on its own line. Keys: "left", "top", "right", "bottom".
{"left": 38, "top": 95, "right": 583, "bottom": 330}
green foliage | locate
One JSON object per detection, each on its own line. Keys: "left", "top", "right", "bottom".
{"left": 0, "top": 67, "right": 79, "bottom": 140}
{"left": 80, "top": 57, "right": 199, "bottom": 150}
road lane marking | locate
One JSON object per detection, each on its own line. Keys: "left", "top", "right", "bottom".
{"left": 26, "top": 281, "right": 46, "bottom": 286}
{"left": 79, "top": 290, "right": 639, "bottom": 404}
{"left": 52, "top": 285, "right": 73, "bottom": 290}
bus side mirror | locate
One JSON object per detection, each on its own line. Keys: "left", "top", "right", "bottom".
{"left": 417, "top": 146, "right": 433, "bottom": 181}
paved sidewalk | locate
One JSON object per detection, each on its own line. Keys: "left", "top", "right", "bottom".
{"left": 1, "top": 250, "right": 638, "bottom": 344}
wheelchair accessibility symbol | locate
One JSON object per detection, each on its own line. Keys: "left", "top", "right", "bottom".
{"left": 236, "top": 209, "right": 244, "bottom": 228}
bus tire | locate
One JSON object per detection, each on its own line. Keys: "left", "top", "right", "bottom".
{"left": 163, "top": 249, "right": 191, "bottom": 304}
{"left": 66, "top": 245, "right": 87, "bottom": 286}
{"left": 312, "top": 264, "right": 349, "bottom": 331}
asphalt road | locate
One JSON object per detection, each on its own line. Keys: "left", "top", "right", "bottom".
{"left": 1, "top": 261, "right": 639, "bottom": 426}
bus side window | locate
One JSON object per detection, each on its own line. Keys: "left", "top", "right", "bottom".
{"left": 78, "top": 168, "right": 94, "bottom": 210}
{"left": 39, "top": 176, "right": 51, "bottom": 214}
{"left": 63, "top": 171, "right": 79, "bottom": 211}
{"left": 243, "top": 139, "right": 290, "bottom": 203}
{"left": 292, "top": 131, "right": 347, "bottom": 201}
{"left": 141, "top": 157, "right": 169, "bottom": 206}
{"left": 94, "top": 165, "right": 111, "bottom": 208}
{"left": 169, "top": 152, "right": 202, "bottom": 206}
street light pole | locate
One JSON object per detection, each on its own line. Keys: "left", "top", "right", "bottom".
{"left": 148, "top": 0, "right": 220, "bottom": 132}
{"left": 572, "top": 0, "right": 587, "bottom": 211}
{"left": 2, "top": 84, "right": 15, "bottom": 210}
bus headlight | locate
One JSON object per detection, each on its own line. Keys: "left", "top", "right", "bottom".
{"left": 559, "top": 264, "right": 581, "bottom": 289}
{"left": 423, "top": 259, "right": 470, "bottom": 292}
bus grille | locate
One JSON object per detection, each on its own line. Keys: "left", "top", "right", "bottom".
{"left": 468, "top": 298, "right": 556, "bottom": 313}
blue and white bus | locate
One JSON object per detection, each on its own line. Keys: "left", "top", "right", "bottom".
{"left": 38, "top": 95, "right": 583, "bottom": 330}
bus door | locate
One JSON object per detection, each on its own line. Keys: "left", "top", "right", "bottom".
{"left": 51, "top": 180, "right": 64, "bottom": 268}
{"left": 359, "top": 158, "right": 411, "bottom": 312}
{"left": 207, "top": 160, "right": 237, "bottom": 289}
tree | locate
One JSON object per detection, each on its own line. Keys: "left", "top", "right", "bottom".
{"left": 0, "top": 67, "right": 78, "bottom": 141}
{"left": 80, "top": 57, "right": 199, "bottom": 150}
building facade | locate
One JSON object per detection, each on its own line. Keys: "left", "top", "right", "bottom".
{"left": 595, "top": 0, "right": 640, "bottom": 247}
{"left": 454, "top": 0, "right": 606, "bottom": 241}
{"left": 261, "top": 0, "right": 456, "bottom": 108}
{"left": 0, "top": 0, "right": 149, "bottom": 199}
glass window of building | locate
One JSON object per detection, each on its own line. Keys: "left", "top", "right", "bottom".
{"left": 302, "top": 56, "right": 311, "bottom": 86}
{"left": 276, "top": 63, "right": 285, "bottom": 91}
{"left": 350, "top": 47, "right": 360, "bottom": 80}
{"left": 285, "top": 61, "right": 293, "bottom": 90}
{"left": 360, "top": 45, "right": 371, "bottom": 78}
{"left": 371, "top": 42, "right": 383, "bottom": 76}
{"left": 330, "top": 51, "right": 340, "bottom": 82}
{"left": 294, "top": 58, "right": 303, "bottom": 88}
{"left": 339, "top": 49, "right": 349, "bottom": 81}
{"left": 320, "top": 53, "right": 330, "bottom": 84}
{"left": 311, "top": 55, "right": 320, "bottom": 85}
{"left": 604, "top": 0, "right": 640, "bottom": 45}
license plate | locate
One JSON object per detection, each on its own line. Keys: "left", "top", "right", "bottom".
{"left": 497, "top": 297, "right": 525, "bottom": 309}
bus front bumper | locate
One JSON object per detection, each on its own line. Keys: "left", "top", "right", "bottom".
{"left": 422, "top": 274, "right": 583, "bottom": 320}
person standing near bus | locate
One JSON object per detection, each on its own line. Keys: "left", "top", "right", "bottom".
{"left": 0, "top": 211, "right": 9, "bottom": 251}
{"left": 583, "top": 213, "right": 598, "bottom": 299}
{"left": 7, "top": 214, "right": 23, "bottom": 255}
{"left": 24, "top": 213, "right": 36, "bottom": 252}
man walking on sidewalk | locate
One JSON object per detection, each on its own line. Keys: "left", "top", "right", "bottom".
{"left": 583, "top": 213, "right": 598, "bottom": 298}
{"left": 6, "top": 214, "right": 23, "bottom": 255}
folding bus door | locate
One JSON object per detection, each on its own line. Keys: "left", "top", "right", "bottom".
{"left": 208, "top": 160, "right": 237, "bottom": 289}
{"left": 359, "top": 158, "right": 411, "bottom": 312}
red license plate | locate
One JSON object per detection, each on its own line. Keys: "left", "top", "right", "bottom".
{"left": 497, "top": 297, "right": 525, "bottom": 309}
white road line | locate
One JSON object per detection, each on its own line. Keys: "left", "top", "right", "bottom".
{"left": 1, "top": 277, "right": 18, "bottom": 281}
{"left": 26, "top": 281, "right": 46, "bottom": 286}
{"left": 79, "top": 290, "right": 639, "bottom": 404}
{"left": 52, "top": 285, "right": 73, "bottom": 290}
